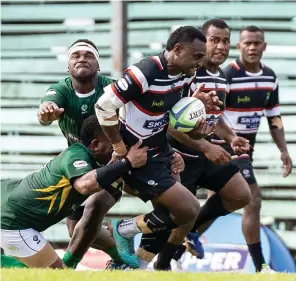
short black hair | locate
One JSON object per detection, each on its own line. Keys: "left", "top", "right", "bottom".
{"left": 201, "top": 19, "right": 230, "bottom": 35}
{"left": 240, "top": 25, "right": 264, "bottom": 36}
{"left": 80, "top": 115, "right": 104, "bottom": 146}
{"left": 166, "top": 26, "right": 206, "bottom": 51}
{"left": 70, "top": 39, "right": 98, "bottom": 51}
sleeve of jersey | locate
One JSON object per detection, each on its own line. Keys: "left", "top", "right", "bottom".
{"left": 264, "top": 78, "right": 281, "bottom": 117}
{"left": 41, "top": 84, "right": 66, "bottom": 108}
{"left": 100, "top": 75, "right": 116, "bottom": 87}
{"left": 60, "top": 149, "right": 95, "bottom": 182}
{"left": 103, "top": 64, "right": 150, "bottom": 106}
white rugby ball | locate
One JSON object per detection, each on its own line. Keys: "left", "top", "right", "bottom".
{"left": 169, "top": 97, "right": 206, "bottom": 132}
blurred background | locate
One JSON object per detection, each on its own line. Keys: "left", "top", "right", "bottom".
{"left": 1, "top": 0, "right": 296, "bottom": 270}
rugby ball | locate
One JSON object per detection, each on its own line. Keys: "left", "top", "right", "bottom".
{"left": 169, "top": 97, "right": 206, "bottom": 132}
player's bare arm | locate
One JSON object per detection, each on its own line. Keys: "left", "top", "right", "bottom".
{"left": 72, "top": 140, "right": 148, "bottom": 195}
{"left": 95, "top": 86, "right": 128, "bottom": 157}
{"left": 38, "top": 101, "right": 64, "bottom": 126}
{"left": 267, "top": 115, "right": 292, "bottom": 177}
{"left": 215, "top": 117, "right": 251, "bottom": 155}
{"left": 168, "top": 126, "right": 230, "bottom": 165}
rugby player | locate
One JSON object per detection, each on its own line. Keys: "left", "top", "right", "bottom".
{"left": 36, "top": 38, "right": 186, "bottom": 270}
{"left": 137, "top": 19, "right": 252, "bottom": 269}
{"left": 0, "top": 115, "right": 147, "bottom": 268}
{"left": 218, "top": 25, "right": 292, "bottom": 272}
{"left": 95, "top": 26, "right": 222, "bottom": 270}
{"left": 38, "top": 39, "right": 113, "bottom": 145}
{"left": 37, "top": 39, "right": 127, "bottom": 267}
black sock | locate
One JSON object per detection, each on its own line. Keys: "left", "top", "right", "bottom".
{"left": 172, "top": 245, "right": 186, "bottom": 261}
{"left": 154, "top": 242, "right": 179, "bottom": 270}
{"left": 191, "top": 194, "right": 230, "bottom": 232}
{"left": 248, "top": 242, "right": 265, "bottom": 272}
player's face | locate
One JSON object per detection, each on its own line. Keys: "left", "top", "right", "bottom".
{"left": 89, "top": 135, "right": 113, "bottom": 165}
{"left": 174, "top": 39, "right": 206, "bottom": 76}
{"left": 68, "top": 50, "right": 99, "bottom": 79}
{"left": 237, "top": 31, "right": 266, "bottom": 64}
{"left": 205, "top": 25, "right": 230, "bottom": 66}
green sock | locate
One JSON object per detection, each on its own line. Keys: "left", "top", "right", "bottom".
{"left": 62, "top": 250, "right": 82, "bottom": 269}
{"left": 1, "top": 255, "right": 27, "bottom": 268}
{"left": 104, "top": 247, "right": 122, "bottom": 263}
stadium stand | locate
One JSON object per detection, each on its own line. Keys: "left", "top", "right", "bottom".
{"left": 1, "top": 0, "right": 296, "bottom": 253}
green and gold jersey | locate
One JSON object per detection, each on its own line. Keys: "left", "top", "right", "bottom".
{"left": 1, "top": 143, "right": 97, "bottom": 232}
{"left": 41, "top": 75, "right": 113, "bottom": 145}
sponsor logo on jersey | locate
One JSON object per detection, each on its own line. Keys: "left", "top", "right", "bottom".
{"left": 46, "top": 90, "right": 57, "bottom": 96}
{"left": 73, "top": 160, "right": 88, "bottom": 168}
{"left": 117, "top": 77, "right": 129, "bottom": 91}
{"left": 143, "top": 114, "right": 169, "bottom": 131}
{"left": 237, "top": 113, "right": 261, "bottom": 129}
{"left": 237, "top": 96, "right": 251, "bottom": 104}
{"left": 151, "top": 100, "right": 164, "bottom": 108}
{"left": 81, "top": 104, "right": 88, "bottom": 114}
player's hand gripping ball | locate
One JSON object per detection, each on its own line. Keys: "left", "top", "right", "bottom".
{"left": 169, "top": 97, "right": 206, "bottom": 132}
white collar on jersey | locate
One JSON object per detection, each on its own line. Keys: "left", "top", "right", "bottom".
{"left": 206, "top": 69, "right": 220, "bottom": 77}
{"left": 168, "top": 73, "right": 182, "bottom": 79}
{"left": 245, "top": 70, "right": 263, "bottom": 76}
{"left": 75, "top": 89, "right": 95, "bottom": 98}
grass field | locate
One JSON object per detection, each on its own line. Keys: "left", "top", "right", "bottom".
{"left": 1, "top": 269, "right": 296, "bottom": 281}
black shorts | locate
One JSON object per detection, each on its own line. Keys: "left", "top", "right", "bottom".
{"left": 67, "top": 205, "right": 85, "bottom": 221}
{"left": 123, "top": 150, "right": 176, "bottom": 203}
{"left": 180, "top": 153, "right": 239, "bottom": 194}
{"left": 231, "top": 156, "right": 257, "bottom": 185}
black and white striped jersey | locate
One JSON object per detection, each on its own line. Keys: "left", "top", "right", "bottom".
{"left": 103, "top": 51, "right": 195, "bottom": 152}
{"left": 168, "top": 66, "right": 229, "bottom": 157}
{"left": 218, "top": 58, "right": 280, "bottom": 147}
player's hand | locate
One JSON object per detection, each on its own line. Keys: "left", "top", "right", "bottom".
{"left": 230, "top": 136, "right": 251, "bottom": 155}
{"left": 204, "top": 144, "right": 231, "bottom": 165}
{"left": 171, "top": 152, "right": 185, "bottom": 174}
{"left": 38, "top": 101, "right": 64, "bottom": 123}
{"left": 281, "top": 151, "right": 292, "bottom": 177}
{"left": 186, "top": 118, "right": 216, "bottom": 140}
{"left": 126, "top": 139, "right": 148, "bottom": 168}
{"left": 192, "top": 83, "right": 223, "bottom": 113}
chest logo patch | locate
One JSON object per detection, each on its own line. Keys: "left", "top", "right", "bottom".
{"left": 81, "top": 104, "right": 88, "bottom": 114}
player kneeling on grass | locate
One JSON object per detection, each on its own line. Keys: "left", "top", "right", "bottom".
{"left": 0, "top": 115, "right": 147, "bottom": 269}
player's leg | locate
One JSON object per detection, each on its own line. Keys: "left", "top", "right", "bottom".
{"left": 0, "top": 228, "right": 65, "bottom": 268}
{"left": 233, "top": 157, "right": 266, "bottom": 272}
{"left": 64, "top": 189, "right": 122, "bottom": 268}
{"left": 135, "top": 157, "right": 203, "bottom": 270}
{"left": 177, "top": 156, "right": 206, "bottom": 259}
{"left": 112, "top": 179, "right": 200, "bottom": 269}
{"left": 192, "top": 160, "right": 251, "bottom": 233}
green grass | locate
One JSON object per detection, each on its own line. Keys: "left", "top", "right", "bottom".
{"left": 1, "top": 269, "right": 296, "bottom": 281}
